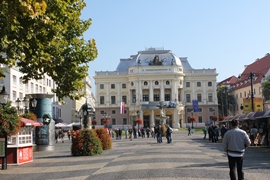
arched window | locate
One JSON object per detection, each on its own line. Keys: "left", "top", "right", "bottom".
{"left": 155, "top": 81, "right": 159, "bottom": 85}
{"left": 144, "top": 81, "right": 148, "bottom": 85}
{"left": 131, "top": 82, "right": 134, "bottom": 86}
{"left": 166, "top": 81, "right": 170, "bottom": 85}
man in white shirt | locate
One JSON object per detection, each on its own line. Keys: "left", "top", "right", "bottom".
{"left": 222, "top": 120, "right": 251, "bottom": 180}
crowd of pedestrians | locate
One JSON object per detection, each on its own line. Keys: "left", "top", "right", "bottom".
{"left": 105, "top": 124, "right": 173, "bottom": 144}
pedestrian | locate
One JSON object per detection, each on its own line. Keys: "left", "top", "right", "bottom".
{"left": 157, "top": 125, "right": 162, "bottom": 143}
{"left": 215, "top": 125, "right": 219, "bottom": 142}
{"left": 141, "top": 127, "right": 145, "bottom": 138}
{"left": 166, "top": 124, "right": 172, "bottom": 143}
{"left": 55, "top": 130, "right": 59, "bottom": 143}
{"left": 128, "top": 127, "right": 133, "bottom": 141}
{"left": 249, "top": 125, "right": 258, "bottom": 146}
{"left": 146, "top": 127, "right": 150, "bottom": 138}
{"left": 220, "top": 124, "right": 227, "bottom": 139}
{"left": 59, "top": 129, "right": 64, "bottom": 143}
{"left": 203, "top": 126, "right": 207, "bottom": 139}
{"left": 67, "top": 129, "right": 71, "bottom": 140}
{"left": 133, "top": 126, "right": 137, "bottom": 139}
{"left": 222, "top": 119, "right": 251, "bottom": 180}
{"left": 187, "top": 126, "right": 191, "bottom": 136}
{"left": 125, "top": 127, "right": 128, "bottom": 139}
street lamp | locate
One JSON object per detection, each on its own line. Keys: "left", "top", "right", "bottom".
{"left": 0, "top": 86, "right": 9, "bottom": 170}
{"left": 22, "top": 96, "right": 29, "bottom": 113}
{"left": 15, "top": 98, "right": 21, "bottom": 112}
{"left": 238, "top": 72, "right": 265, "bottom": 112}
{"left": 31, "top": 98, "right": 37, "bottom": 110}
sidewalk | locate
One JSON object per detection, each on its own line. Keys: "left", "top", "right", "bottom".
{"left": 1, "top": 130, "right": 270, "bottom": 180}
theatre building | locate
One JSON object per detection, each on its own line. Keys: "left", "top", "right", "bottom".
{"left": 94, "top": 48, "right": 218, "bottom": 128}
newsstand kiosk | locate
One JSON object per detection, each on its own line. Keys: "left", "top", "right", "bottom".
{"left": 0, "top": 118, "right": 43, "bottom": 165}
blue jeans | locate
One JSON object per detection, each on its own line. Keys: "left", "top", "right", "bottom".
{"left": 228, "top": 155, "right": 244, "bottom": 180}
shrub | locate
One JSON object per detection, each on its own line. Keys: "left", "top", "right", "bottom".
{"left": 0, "top": 102, "right": 21, "bottom": 136}
{"left": 71, "top": 129, "right": 103, "bottom": 156}
{"left": 21, "top": 112, "right": 37, "bottom": 121}
{"left": 95, "top": 128, "right": 112, "bottom": 150}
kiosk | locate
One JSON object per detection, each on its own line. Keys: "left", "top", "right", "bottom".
{"left": 0, "top": 118, "right": 43, "bottom": 165}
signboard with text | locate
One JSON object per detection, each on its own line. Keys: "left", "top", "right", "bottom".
{"left": 17, "top": 146, "right": 33, "bottom": 164}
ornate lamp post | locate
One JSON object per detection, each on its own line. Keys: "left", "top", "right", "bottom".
{"left": 22, "top": 96, "right": 29, "bottom": 113}
{"left": 15, "top": 98, "right": 21, "bottom": 113}
{"left": 0, "top": 86, "right": 9, "bottom": 170}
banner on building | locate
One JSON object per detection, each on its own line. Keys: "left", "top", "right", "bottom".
{"left": 192, "top": 100, "right": 199, "bottom": 112}
{"left": 120, "top": 102, "right": 125, "bottom": 114}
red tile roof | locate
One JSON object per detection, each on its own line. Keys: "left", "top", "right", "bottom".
{"left": 229, "top": 53, "right": 270, "bottom": 91}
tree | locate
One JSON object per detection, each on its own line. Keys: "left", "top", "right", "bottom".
{"left": 0, "top": 0, "right": 98, "bottom": 101}
{"left": 217, "top": 86, "right": 236, "bottom": 116}
{"left": 262, "top": 76, "right": 270, "bottom": 101}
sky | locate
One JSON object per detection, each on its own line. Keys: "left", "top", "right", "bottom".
{"left": 81, "top": 1, "right": 270, "bottom": 94}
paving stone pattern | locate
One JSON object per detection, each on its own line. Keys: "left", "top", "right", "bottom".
{"left": 1, "top": 130, "right": 270, "bottom": 180}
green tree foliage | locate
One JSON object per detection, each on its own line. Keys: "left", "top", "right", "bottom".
{"left": 0, "top": 0, "right": 98, "bottom": 101}
{"left": 217, "top": 86, "right": 236, "bottom": 116}
{"left": 262, "top": 76, "right": 270, "bottom": 101}
{"left": 71, "top": 129, "right": 103, "bottom": 156}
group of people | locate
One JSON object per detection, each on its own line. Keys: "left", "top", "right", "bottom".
{"left": 108, "top": 125, "right": 173, "bottom": 144}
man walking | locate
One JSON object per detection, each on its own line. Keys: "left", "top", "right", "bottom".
{"left": 222, "top": 120, "right": 251, "bottom": 180}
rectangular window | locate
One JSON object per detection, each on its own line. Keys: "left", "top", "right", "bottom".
{"left": 100, "top": 96, "right": 104, "bottom": 104}
{"left": 122, "top": 96, "right": 127, "bottom": 103}
{"left": 197, "top": 82, "right": 201, "bottom": 87}
{"left": 197, "top": 94, "right": 202, "bottom": 102}
{"left": 198, "top": 116, "right": 202, "bottom": 123}
{"left": 111, "top": 84, "right": 115, "bottom": 89}
{"left": 143, "top": 95, "right": 149, "bottom": 102}
{"left": 12, "top": 91, "right": 16, "bottom": 101}
{"left": 100, "top": 110, "right": 105, "bottom": 115}
{"left": 244, "top": 91, "right": 246, "bottom": 97}
{"left": 19, "top": 92, "right": 23, "bottom": 99}
{"left": 123, "top": 118, "right": 127, "bottom": 125}
{"left": 112, "top": 118, "right": 116, "bottom": 125}
{"left": 198, "top": 108, "right": 202, "bottom": 112}
{"left": 154, "top": 94, "right": 160, "bottom": 101}
{"left": 100, "top": 84, "right": 104, "bottom": 89}
{"left": 165, "top": 94, "right": 170, "bottom": 101}
{"left": 25, "top": 83, "right": 29, "bottom": 92}
{"left": 13, "top": 75, "right": 16, "bottom": 87}
{"left": 186, "top": 94, "right": 191, "bottom": 102}
{"left": 208, "top": 93, "right": 213, "bottom": 102}
{"left": 35, "top": 84, "right": 38, "bottom": 93}
{"left": 208, "top": 82, "right": 212, "bottom": 86}
{"left": 111, "top": 96, "right": 116, "bottom": 104}
{"left": 112, "top": 110, "right": 116, "bottom": 114}
{"left": 240, "top": 93, "right": 242, "bottom": 98}
{"left": 122, "top": 84, "right": 126, "bottom": 89}
{"left": 31, "top": 83, "right": 34, "bottom": 93}
{"left": 132, "top": 95, "right": 136, "bottom": 103}
{"left": 186, "top": 82, "right": 190, "bottom": 87}
{"left": 19, "top": 78, "right": 23, "bottom": 89}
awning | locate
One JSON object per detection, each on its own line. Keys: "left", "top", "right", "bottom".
{"left": 21, "top": 118, "right": 43, "bottom": 127}
{"left": 243, "top": 112, "right": 256, "bottom": 120}
{"left": 254, "top": 111, "right": 267, "bottom": 119}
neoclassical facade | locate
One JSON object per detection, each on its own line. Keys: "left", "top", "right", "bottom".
{"left": 94, "top": 48, "right": 218, "bottom": 128}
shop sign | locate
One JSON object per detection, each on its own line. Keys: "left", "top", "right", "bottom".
{"left": 0, "top": 138, "right": 5, "bottom": 157}
{"left": 17, "top": 146, "right": 33, "bottom": 164}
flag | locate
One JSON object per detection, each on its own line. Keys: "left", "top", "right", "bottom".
{"left": 120, "top": 102, "right": 125, "bottom": 114}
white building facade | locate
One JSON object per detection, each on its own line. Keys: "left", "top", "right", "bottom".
{"left": 94, "top": 48, "right": 218, "bottom": 128}
{"left": 0, "top": 65, "right": 62, "bottom": 122}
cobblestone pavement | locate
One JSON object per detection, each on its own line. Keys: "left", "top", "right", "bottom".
{"left": 1, "top": 130, "right": 270, "bottom": 180}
